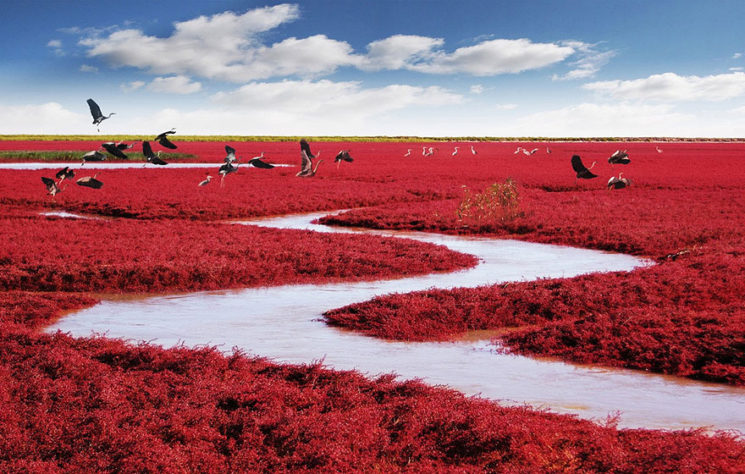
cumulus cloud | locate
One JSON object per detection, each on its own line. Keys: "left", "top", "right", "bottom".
{"left": 212, "top": 79, "right": 462, "bottom": 117}
{"left": 147, "top": 75, "right": 202, "bottom": 94}
{"left": 47, "top": 39, "right": 62, "bottom": 48}
{"left": 79, "top": 64, "right": 98, "bottom": 73}
{"left": 404, "top": 38, "right": 574, "bottom": 75}
{"left": 78, "top": 5, "right": 580, "bottom": 81}
{"left": 553, "top": 41, "right": 615, "bottom": 80}
{"left": 584, "top": 72, "right": 745, "bottom": 101}
{"left": 78, "top": 4, "right": 359, "bottom": 82}
{"left": 0, "top": 102, "right": 84, "bottom": 134}
{"left": 361, "top": 35, "right": 444, "bottom": 70}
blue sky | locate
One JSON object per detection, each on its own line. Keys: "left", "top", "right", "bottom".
{"left": 2, "top": 0, "right": 744, "bottom": 136}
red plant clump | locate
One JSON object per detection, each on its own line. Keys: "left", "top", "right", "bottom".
{"left": 0, "top": 211, "right": 475, "bottom": 293}
{"left": 1, "top": 294, "right": 743, "bottom": 471}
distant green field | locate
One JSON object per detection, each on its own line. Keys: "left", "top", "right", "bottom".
{"left": 2, "top": 134, "right": 739, "bottom": 143}
{"left": 0, "top": 150, "right": 197, "bottom": 162}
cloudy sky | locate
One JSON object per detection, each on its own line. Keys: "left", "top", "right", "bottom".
{"left": 2, "top": 0, "right": 745, "bottom": 137}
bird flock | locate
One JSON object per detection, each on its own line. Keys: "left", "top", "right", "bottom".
{"left": 42, "top": 98, "right": 650, "bottom": 196}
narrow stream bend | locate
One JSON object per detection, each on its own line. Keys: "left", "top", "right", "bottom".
{"left": 47, "top": 211, "right": 745, "bottom": 433}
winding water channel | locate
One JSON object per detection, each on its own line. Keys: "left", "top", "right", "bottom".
{"left": 47, "top": 211, "right": 745, "bottom": 434}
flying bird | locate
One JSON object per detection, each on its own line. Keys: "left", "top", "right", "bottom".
{"left": 86, "top": 99, "right": 115, "bottom": 131}
{"left": 299, "top": 139, "right": 318, "bottom": 159}
{"left": 571, "top": 154, "right": 598, "bottom": 180}
{"left": 297, "top": 151, "right": 323, "bottom": 177}
{"left": 224, "top": 145, "right": 237, "bottom": 164}
{"left": 77, "top": 174, "right": 103, "bottom": 189}
{"left": 155, "top": 129, "right": 177, "bottom": 149}
{"left": 55, "top": 166, "right": 75, "bottom": 184}
{"left": 607, "top": 173, "right": 631, "bottom": 190}
{"left": 608, "top": 149, "right": 630, "bottom": 165}
{"left": 198, "top": 175, "right": 212, "bottom": 186}
{"left": 81, "top": 149, "right": 106, "bottom": 165}
{"left": 101, "top": 142, "right": 128, "bottom": 160}
{"left": 41, "top": 177, "right": 62, "bottom": 196}
{"left": 116, "top": 141, "right": 137, "bottom": 150}
{"left": 248, "top": 152, "right": 274, "bottom": 169}
{"left": 334, "top": 150, "right": 353, "bottom": 168}
{"left": 142, "top": 141, "right": 168, "bottom": 166}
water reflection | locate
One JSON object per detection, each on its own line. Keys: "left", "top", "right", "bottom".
{"left": 47, "top": 211, "right": 745, "bottom": 433}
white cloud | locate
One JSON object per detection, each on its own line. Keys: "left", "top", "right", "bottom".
{"left": 47, "top": 39, "right": 62, "bottom": 48}
{"left": 494, "top": 103, "right": 517, "bottom": 110}
{"left": 553, "top": 41, "right": 615, "bottom": 80}
{"left": 734, "top": 52, "right": 742, "bottom": 59}
{"left": 504, "top": 102, "right": 694, "bottom": 137}
{"left": 584, "top": 72, "right": 745, "bottom": 101}
{"left": 79, "top": 64, "right": 98, "bottom": 73}
{"left": 361, "top": 35, "right": 443, "bottom": 70}
{"left": 470, "top": 84, "right": 484, "bottom": 94}
{"left": 146, "top": 75, "right": 202, "bottom": 94}
{"left": 0, "top": 102, "right": 84, "bottom": 134}
{"left": 405, "top": 38, "right": 574, "bottom": 75}
{"left": 78, "top": 6, "right": 578, "bottom": 81}
{"left": 212, "top": 79, "right": 461, "bottom": 115}
{"left": 730, "top": 67, "right": 744, "bottom": 72}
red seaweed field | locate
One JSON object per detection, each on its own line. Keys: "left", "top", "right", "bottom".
{"left": 1, "top": 139, "right": 744, "bottom": 470}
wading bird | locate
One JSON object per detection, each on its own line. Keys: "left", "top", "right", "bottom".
{"left": 248, "top": 152, "right": 274, "bottom": 169}
{"left": 334, "top": 150, "right": 353, "bottom": 168}
{"left": 300, "top": 139, "right": 319, "bottom": 159}
{"left": 513, "top": 146, "right": 523, "bottom": 154}
{"left": 41, "top": 177, "right": 62, "bottom": 196}
{"left": 101, "top": 142, "right": 128, "bottom": 159}
{"left": 546, "top": 147, "right": 552, "bottom": 154}
{"left": 155, "top": 129, "right": 177, "bottom": 149}
{"left": 86, "top": 98, "right": 114, "bottom": 131}
{"left": 219, "top": 147, "right": 240, "bottom": 186}
{"left": 471, "top": 145, "right": 477, "bottom": 155}
{"left": 608, "top": 149, "right": 630, "bottom": 165}
{"left": 224, "top": 145, "right": 237, "bottom": 164}
{"left": 198, "top": 174, "right": 212, "bottom": 186}
{"left": 404, "top": 149, "right": 411, "bottom": 157}
{"left": 116, "top": 141, "right": 137, "bottom": 150}
{"left": 452, "top": 146, "right": 459, "bottom": 156}
{"left": 55, "top": 166, "right": 75, "bottom": 184}
{"left": 81, "top": 149, "right": 106, "bottom": 165}
{"left": 607, "top": 172, "right": 631, "bottom": 190}
{"left": 522, "top": 147, "right": 539, "bottom": 155}
{"left": 77, "top": 174, "right": 103, "bottom": 189}
{"left": 571, "top": 154, "right": 598, "bottom": 181}
{"left": 142, "top": 140, "right": 168, "bottom": 166}
{"left": 297, "top": 151, "right": 322, "bottom": 177}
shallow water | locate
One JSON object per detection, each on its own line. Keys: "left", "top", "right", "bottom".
{"left": 48, "top": 211, "right": 745, "bottom": 433}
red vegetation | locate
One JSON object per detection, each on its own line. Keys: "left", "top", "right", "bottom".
{"left": 1, "top": 295, "right": 743, "bottom": 471}
{"left": 2, "top": 140, "right": 745, "bottom": 469}
{"left": 0, "top": 210, "right": 475, "bottom": 293}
